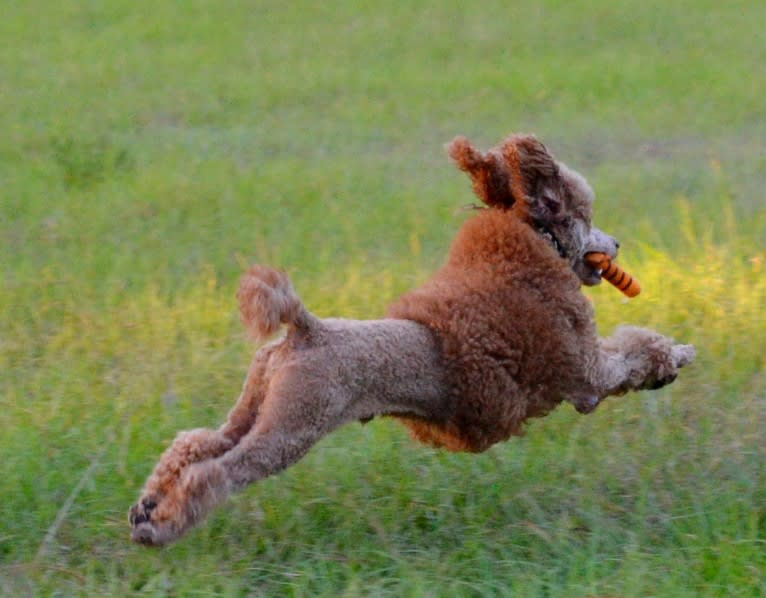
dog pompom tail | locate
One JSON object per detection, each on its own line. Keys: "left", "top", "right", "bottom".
{"left": 237, "top": 266, "right": 318, "bottom": 342}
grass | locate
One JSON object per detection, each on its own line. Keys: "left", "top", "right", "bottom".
{"left": 1, "top": 1, "right": 764, "bottom": 595}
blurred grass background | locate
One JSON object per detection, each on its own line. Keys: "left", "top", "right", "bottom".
{"left": 1, "top": 0, "right": 764, "bottom": 595}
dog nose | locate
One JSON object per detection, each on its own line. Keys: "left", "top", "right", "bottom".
{"left": 613, "top": 237, "right": 620, "bottom": 249}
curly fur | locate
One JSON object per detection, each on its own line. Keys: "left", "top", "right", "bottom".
{"left": 237, "top": 265, "right": 317, "bottom": 342}
{"left": 129, "top": 133, "right": 695, "bottom": 546}
{"left": 388, "top": 210, "right": 594, "bottom": 451}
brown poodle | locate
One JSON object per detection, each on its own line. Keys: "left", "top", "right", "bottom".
{"left": 129, "top": 133, "right": 695, "bottom": 546}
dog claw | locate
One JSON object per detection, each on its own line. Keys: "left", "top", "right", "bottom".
{"left": 130, "top": 511, "right": 147, "bottom": 525}
{"left": 573, "top": 395, "right": 600, "bottom": 414}
{"left": 128, "top": 496, "right": 158, "bottom": 528}
{"left": 128, "top": 504, "right": 141, "bottom": 526}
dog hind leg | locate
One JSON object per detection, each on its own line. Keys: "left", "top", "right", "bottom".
{"left": 129, "top": 344, "right": 276, "bottom": 538}
{"left": 130, "top": 376, "right": 351, "bottom": 545}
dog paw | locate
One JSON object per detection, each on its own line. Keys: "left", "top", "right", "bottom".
{"left": 671, "top": 343, "right": 696, "bottom": 368}
{"left": 131, "top": 521, "right": 161, "bottom": 546}
{"left": 128, "top": 496, "right": 164, "bottom": 546}
{"left": 128, "top": 495, "right": 184, "bottom": 547}
{"left": 128, "top": 490, "right": 185, "bottom": 547}
{"left": 642, "top": 343, "right": 694, "bottom": 390}
{"left": 128, "top": 462, "right": 230, "bottom": 547}
{"left": 129, "top": 495, "right": 157, "bottom": 526}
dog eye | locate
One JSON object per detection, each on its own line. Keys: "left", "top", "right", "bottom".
{"left": 541, "top": 192, "right": 561, "bottom": 214}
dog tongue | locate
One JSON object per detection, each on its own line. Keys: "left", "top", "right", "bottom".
{"left": 585, "top": 252, "right": 641, "bottom": 298}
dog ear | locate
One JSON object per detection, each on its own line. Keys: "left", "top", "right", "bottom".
{"left": 448, "top": 136, "right": 516, "bottom": 208}
{"left": 501, "top": 135, "right": 561, "bottom": 220}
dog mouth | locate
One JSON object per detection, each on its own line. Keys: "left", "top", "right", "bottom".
{"left": 538, "top": 226, "right": 567, "bottom": 259}
{"left": 537, "top": 226, "right": 615, "bottom": 286}
{"left": 580, "top": 247, "right": 622, "bottom": 286}
{"left": 578, "top": 255, "right": 609, "bottom": 286}
{"left": 582, "top": 264, "right": 603, "bottom": 286}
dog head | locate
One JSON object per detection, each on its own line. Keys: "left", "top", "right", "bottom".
{"left": 448, "top": 134, "right": 619, "bottom": 286}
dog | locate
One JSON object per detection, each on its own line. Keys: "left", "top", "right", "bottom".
{"left": 129, "top": 133, "right": 695, "bottom": 546}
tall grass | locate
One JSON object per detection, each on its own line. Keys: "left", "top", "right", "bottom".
{"left": 1, "top": 205, "right": 763, "bottom": 595}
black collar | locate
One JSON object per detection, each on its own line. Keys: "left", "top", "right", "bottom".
{"left": 538, "top": 226, "right": 567, "bottom": 259}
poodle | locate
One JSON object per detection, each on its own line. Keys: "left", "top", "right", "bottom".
{"left": 129, "top": 133, "right": 695, "bottom": 546}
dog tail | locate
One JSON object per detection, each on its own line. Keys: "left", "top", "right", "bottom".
{"left": 236, "top": 266, "right": 318, "bottom": 342}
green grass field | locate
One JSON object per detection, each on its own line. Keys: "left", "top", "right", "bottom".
{"left": 1, "top": 1, "right": 764, "bottom": 595}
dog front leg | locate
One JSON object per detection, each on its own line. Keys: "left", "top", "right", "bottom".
{"left": 591, "top": 325, "right": 695, "bottom": 399}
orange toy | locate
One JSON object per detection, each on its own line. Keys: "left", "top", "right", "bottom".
{"left": 585, "top": 252, "right": 641, "bottom": 298}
